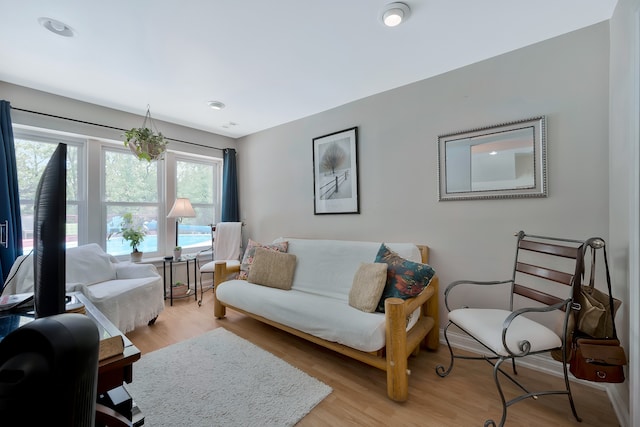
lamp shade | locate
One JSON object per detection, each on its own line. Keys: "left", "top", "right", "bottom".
{"left": 167, "top": 198, "right": 196, "bottom": 218}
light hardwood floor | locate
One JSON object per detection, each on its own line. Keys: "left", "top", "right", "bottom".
{"left": 126, "top": 290, "right": 621, "bottom": 426}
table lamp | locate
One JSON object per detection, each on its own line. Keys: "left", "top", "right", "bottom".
{"left": 167, "top": 198, "right": 196, "bottom": 247}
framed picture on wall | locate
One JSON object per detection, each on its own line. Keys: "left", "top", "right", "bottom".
{"left": 312, "top": 127, "right": 359, "bottom": 214}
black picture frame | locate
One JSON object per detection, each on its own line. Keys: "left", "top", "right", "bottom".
{"left": 312, "top": 127, "right": 359, "bottom": 214}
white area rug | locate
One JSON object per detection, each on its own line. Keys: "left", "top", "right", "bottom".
{"left": 126, "top": 328, "right": 332, "bottom": 426}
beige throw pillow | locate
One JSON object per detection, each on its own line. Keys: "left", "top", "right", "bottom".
{"left": 247, "top": 247, "right": 297, "bottom": 290}
{"left": 348, "top": 263, "right": 388, "bottom": 313}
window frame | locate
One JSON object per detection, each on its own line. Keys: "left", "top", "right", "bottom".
{"left": 170, "top": 152, "right": 222, "bottom": 255}
{"left": 12, "top": 128, "right": 87, "bottom": 251}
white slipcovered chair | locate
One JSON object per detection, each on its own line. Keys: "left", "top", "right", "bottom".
{"left": 2, "top": 243, "right": 164, "bottom": 333}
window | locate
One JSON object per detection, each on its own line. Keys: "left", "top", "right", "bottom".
{"left": 13, "top": 133, "right": 84, "bottom": 252}
{"left": 12, "top": 126, "right": 222, "bottom": 260}
{"left": 174, "top": 157, "right": 219, "bottom": 251}
{"left": 103, "top": 147, "right": 161, "bottom": 257}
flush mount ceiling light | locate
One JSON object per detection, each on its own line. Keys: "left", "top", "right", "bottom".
{"left": 38, "top": 17, "right": 75, "bottom": 37}
{"left": 380, "top": 2, "right": 411, "bottom": 27}
{"left": 207, "top": 101, "right": 225, "bottom": 110}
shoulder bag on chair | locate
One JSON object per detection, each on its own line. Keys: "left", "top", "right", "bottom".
{"left": 570, "top": 239, "right": 627, "bottom": 383}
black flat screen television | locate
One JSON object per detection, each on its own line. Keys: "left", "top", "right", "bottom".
{"left": 33, "top": 143, "right": 67, "bottom": 318}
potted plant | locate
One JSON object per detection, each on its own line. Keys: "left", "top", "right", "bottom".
{"left": 173, "top": 246, "right": 182, "bottom": 261}
{"left": 120, "top": 213, "right": 146, "bottom": 262}
{"left": 123, "top": 106, "right": 168, "bottom": 162}
{"left": 124, "top": 127, "right": 168, "bottom": 162}
{"left": 172, "top": 281, "right": 188, "bottom": 297}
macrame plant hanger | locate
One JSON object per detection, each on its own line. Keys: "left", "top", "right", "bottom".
{"left": 124, "top": 105, "right": 168, "bottom": 162}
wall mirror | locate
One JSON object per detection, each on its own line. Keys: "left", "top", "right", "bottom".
{"left": 438, "top": 116, "right": 547, "bottom": 201}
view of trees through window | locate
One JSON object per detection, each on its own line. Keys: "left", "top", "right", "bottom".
{"left": 104, "top": 148, "right": 160, "bottom": 256}
{"left": 14, "top": 136, "right": 80, "bottom": 252}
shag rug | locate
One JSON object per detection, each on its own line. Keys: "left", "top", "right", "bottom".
{"left": 126, "top": 328, "right": 332, "bottom": 426}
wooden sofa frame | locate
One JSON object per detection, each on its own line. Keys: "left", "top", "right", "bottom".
{"left": 213, "top": 244, "right": 439, "bottom": 402}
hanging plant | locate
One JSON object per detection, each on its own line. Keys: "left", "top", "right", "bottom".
{"left": 124, "top": 106, "right": 168, "bottom": 162}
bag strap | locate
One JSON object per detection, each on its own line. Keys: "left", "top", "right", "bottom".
{"left": 588, "top": 245, "right": 596, "bottom": 288}
{"left": 572, "top": 243, "right": 586, "bottom": 307}
{"left": 585, "top": 237, "right": 618, "bottom": 339}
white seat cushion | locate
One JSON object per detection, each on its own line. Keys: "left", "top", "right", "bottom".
{"left": 449, "top": 308, "right": 562, "bottom": 357}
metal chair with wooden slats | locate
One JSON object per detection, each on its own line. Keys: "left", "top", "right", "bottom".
{"left": 436, "top": 230, "right": 595, "bottom": 427}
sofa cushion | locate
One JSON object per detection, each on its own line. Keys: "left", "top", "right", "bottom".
{"left": 238, "top": 239, "right": 289, "bottom": 280}
{"left": 217, "top": 279, "right": 421, "bottom": 352}
{"left": 247, "top": 247, "right": 297, "bottom": 290}
{"left": 349, "top": 263, "right": 388, "bottom": 312}
{"left": 279, "top": 238, "right": 421, "bottom": 302}
{"left": 375, "top": 244, "right": 435, "bottom": 312}
{"left": 66, "top": 243, "right": 117, "bottom": 285}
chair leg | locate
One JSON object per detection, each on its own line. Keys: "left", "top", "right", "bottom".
{"left": 562, "top": 357, "right": 582, "bottom": 422}
{"left": 435, "top": 322, "right": 456, "bottom": 377}
{"left": 483, "top": 355, "right": 581, "bottom": 426}
{"left": 485, "top": 357, "right": 509, "bottom": 427}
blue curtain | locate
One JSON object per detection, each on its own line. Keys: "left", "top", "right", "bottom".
{"left": 0, "top": 100, "right": 22, "bottom": 283}
{"left": 221, "top": 148, "right": 239, "bottom": 222}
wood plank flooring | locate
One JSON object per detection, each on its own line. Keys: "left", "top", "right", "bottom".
{"left": 126, "top": 290, "right": 621, "bottom": 426}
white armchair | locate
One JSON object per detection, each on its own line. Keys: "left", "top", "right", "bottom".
{"left": 2, "top": 243, "right": 164, "bottom": 333}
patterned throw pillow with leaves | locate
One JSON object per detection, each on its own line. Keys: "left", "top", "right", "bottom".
{"left": 238, "top": 239, "right": 289, "bottom": 280}
{"left": 375, "top": 243, "right": 435, "bottom": 312}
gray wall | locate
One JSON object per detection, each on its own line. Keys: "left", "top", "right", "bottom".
{"left": 609, "top": 0, "right": 639, "bottom": 424}
{"left": 238, "top": 22, "right": 610, "bottom": 318}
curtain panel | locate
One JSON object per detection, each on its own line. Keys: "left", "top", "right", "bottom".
{"left": 0, "top": 100, "right": 23, "bottom": 284}
{"left": 221, "top": 148, "right": 239, "bottom": 222}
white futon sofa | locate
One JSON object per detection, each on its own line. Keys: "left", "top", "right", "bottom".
{"left": 2, "top": 243, "right": 164, "bottom": 333}
{"left": 214, "top": 238, "right": 439, "bottom": 402}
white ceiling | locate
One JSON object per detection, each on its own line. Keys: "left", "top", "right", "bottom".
{"left": 0, "top": 1, "right": 617, "bottom": 139}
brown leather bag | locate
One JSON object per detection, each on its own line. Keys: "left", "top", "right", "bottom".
{"left": 569, "top": 239, "right": 627, "bottom": 383}
{"left": 575, "top": 244, "right": 622, "bottom": 338}
{"left": 570, "top": 337, "right": 626, "bottom": 383}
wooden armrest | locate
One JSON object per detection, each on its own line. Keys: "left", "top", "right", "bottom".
{"left": 405, "top": 281, "right": 436, "bottom": 314}
{"left": 225, "top": 264, "right": 241, "bottom": 274}
{"left": 213, "top": 261, "right": 242, "bottom": 288}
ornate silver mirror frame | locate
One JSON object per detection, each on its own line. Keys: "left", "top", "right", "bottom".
{"left": 437, "top": 116, "right": 547, "bottom": 201}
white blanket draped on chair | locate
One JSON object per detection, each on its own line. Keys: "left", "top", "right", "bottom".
{"left": 213, "top": 222, "right": 243, "bottom": 261}
{"left": 199, "top": 222, "right": 243, "bottom": 293}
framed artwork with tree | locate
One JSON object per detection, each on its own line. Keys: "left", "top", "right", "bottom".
{"left": 312, "top": 127, "right": 359, "bottom": 214}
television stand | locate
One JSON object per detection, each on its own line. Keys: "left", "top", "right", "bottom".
{"left": 72, "top": 292, "right": 144, "bottom": 425}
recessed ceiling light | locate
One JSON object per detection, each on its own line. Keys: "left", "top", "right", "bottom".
{"left": 38, "top": 17, "right": 75, "bottom": 37}
{"left": 380, "top": 2, "right": 411, "bottom": 27}
{"left": 207, "top": 101, "right": 225, "bottom": 110}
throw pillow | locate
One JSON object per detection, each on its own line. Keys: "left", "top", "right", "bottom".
{"left": 238, "top": 239, "right": 289, "bottom": 280}
{"left": 247, "top": 247, "right": 297, "bottom": 290}
{"left": 348, "top": 263, "right": 388, "bottom": 313}
{"left": 375, "top": 243, "right": 435, "bottom": 313}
